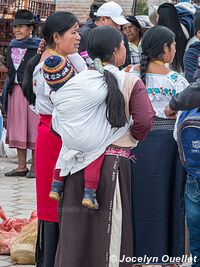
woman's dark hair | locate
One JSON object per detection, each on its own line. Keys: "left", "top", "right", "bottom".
{"left": 22, "top": 24, "right": 36, "bottom": 36}
{"left": 89, "top": 0, "right": 106, "bottom": 21}
{"left": 157, "top": 3, "right": 187, "bottom": 72}
{"left": 140, "top": 25, "right": 175, "bottom": 83}
{"left": 87, "top": 26, "right": 127, "bottom": 128}
{"left": 22, "top": 11, "right": 78, "bottom": 105}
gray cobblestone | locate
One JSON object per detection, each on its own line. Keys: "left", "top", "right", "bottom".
{"left": 0, "top": 157, "right": 36, "bottom": 267}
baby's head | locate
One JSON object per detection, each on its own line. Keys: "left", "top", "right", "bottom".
{"left": 43, "top": 55, "right": 75, "bottom": 91}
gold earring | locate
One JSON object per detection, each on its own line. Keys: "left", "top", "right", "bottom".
{"left": 55, "top": 43, "right": 59, "bottom": 52}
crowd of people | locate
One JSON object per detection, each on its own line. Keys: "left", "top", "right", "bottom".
{"left": 1, "top": 0, "right": 200, "bottom": 267}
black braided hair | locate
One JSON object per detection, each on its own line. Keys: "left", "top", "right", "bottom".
{"left": 22, "top": 12, "right": 78, "bottom": 105}
{"left": 87, "top": 26, "right": 127, "bottom": 128}
{"left": 140, "top": 53, "right": 150, "bottom": 84}
{"left": 140, "top": 25, "right": 175, "bottom": 84}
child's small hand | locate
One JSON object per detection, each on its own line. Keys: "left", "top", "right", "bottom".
{"left": 37, "top": 38, "right": 46, "bottom": 54}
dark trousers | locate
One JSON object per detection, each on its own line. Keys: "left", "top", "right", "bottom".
{"left": 36, "top": 220, "right": 59, "bottom": 267}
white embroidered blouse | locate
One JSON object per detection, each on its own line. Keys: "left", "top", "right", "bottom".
{"left": 127, "top": 68, "right": 189, "bottom": 118}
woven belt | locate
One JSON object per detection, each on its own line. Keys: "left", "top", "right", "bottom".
{"left": 151, "top": 116, "right": 175, "bottom": 131}
{"left": 105, "top": 147, "right": 136, "bottom": 162}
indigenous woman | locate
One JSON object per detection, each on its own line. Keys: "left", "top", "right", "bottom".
{"left": 53, "top": 26, "right": 155, "bottom": 267}
{"left": 5, "top": 9, "right": 40, "bottom": 178}
{"left": 22, "top": 11, "right": 87, "bottom": 267}
{"left": 128, "top": 25, "right": 188, "bottom": 265}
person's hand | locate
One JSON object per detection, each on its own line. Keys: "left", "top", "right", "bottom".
{"left": 164, "top": 105, "right": 177, "bottom": 119}
{"left": 37, "top": 38, "right": 46, "bottom": 54}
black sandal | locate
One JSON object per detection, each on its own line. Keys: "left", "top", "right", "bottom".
{"left": 5, "top": 168, "right": 29, "bottom": 177}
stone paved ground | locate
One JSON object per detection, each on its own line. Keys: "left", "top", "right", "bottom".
{"left": 0, "top": 157, "right": 192, "bottom": 267}
{"left": 0, "top": 157, "right": 35, "bottom": 267}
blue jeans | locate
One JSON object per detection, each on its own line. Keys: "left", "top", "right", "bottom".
{"left": 185, "top": 175, "right": 200, "bottom": 267}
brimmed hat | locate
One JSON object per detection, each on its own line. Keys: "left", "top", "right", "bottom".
{"left": 43, "top": 55, "right": 75, "bottom": 91}
{"left": 96, "top": 1, "right": 129, "bottom": 25}
{"left": 11, "top": 9, "right": 36, "bottom": 26}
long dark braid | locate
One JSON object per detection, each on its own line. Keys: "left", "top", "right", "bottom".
{"left": 87, "top": 26, "right": 127, "bottom": 128}
{"left": 140, "top": 53, "right": 150, "bottom": 84}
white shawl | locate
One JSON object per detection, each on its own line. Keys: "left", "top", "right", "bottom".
{"left": 51, "top": 65, "right": 131, "bottom": 176}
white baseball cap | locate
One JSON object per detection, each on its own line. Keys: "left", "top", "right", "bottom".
{"left": 96, "top": 1, "right": 129, "bottom": 25}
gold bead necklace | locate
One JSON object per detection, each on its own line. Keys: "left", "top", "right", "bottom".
{"left": 47, "top": 48, "right": 60, "bottom": 56}
{"left": 152, "top": 60, "right": 165, "bottom": 66}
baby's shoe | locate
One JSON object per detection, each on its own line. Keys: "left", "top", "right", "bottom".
{"left": 49, "top": 191, "right": 61, "bottom": 200}
{"left": 82, "top": 188, "right": 99, "bottom": 209}
{"left": 49, "top": 180, "right": 63, "bottom": 200}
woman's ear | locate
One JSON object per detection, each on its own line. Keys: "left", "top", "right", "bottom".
{"left": 163, "top": 43, "right": 168, "bottom": 54}
{"left": 162, "top": 43, "right": 169, "bottom": 59}
{"left": 112, "top": 49, "right": 117, "bottom": 63}
{"left": 162, "top": 43, "right": 170, "bottom": 63}
{"left": 196, "top": 30, "right": 200, "bottom": 41}
{"left": 29, "top": 25, "right": 34, "bottom": 38}
{"left": 53, "top": 32, "right": 60, "bottom": 46}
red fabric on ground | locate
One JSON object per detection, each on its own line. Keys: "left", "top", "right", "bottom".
{"left": 0, "top": 208, "right": 37, "bottom": 255}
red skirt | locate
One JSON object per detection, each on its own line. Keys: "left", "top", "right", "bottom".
{"left": 35, "top": 114, "right": 62, "bottom": 222}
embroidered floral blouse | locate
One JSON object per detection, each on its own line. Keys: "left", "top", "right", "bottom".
{"left": 145, "top": 71, "right": 189, "bottom": 118}
{"left": 126, "top": 67, "right": 189, "bottom": 118}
